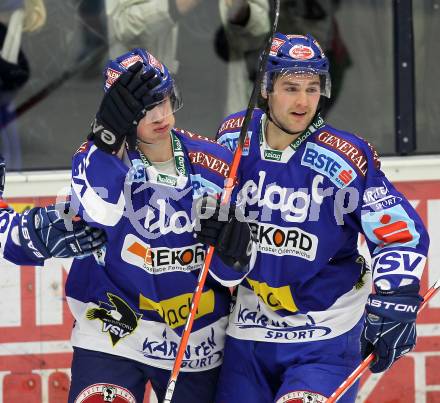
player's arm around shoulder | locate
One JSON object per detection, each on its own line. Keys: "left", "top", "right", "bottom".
{"left": 70, "top": 139, "right": 130, "bottom": 229}
{"left": 180, "top": 127, "right": 257, "bottom": 287}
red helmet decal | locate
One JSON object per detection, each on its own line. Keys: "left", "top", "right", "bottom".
{"left": 105, "top": 68, "right": 122, "bottom": 90}
{"left": 148, "top": 53, "right": 164, "bottom": 73}
{"left": 120, "top": 54, "right": 143, "bottom": 69}
{"left": 289, "top": 45, "right": 315, "bottom": 60}
{"left": 270, "top": 38, "right": 286, "bottom": 56}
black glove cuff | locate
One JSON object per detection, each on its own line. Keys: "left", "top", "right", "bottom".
{"left": 90, "top": 118, "right": 126, "bottom": 155}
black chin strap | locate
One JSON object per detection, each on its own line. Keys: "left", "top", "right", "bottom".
{"left": 136, "top": 138, "right": 153, "bottom": 145}
{"left": 266, "top": 109, "right": 304, "bottom": 136}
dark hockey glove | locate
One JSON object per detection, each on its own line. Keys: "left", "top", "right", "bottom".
{"left": 90, "top": 61, "right": 163, "bottom": 154}
{"left": 361, "top": 284, "right": 423, "bottom": 373}
{"left": 194, "top": 196, "right": 255, "bottom": 272}
{"left": 18, "top": 202, "right": 107, "bottom": 260}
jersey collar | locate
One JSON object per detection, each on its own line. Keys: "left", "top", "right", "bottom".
{"left": 137, "top": 131, "right": 188, "bottom": 188}
{"left": 259, "top": 113, "right": 325, "bottom": 163}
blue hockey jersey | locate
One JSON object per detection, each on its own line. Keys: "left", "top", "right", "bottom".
{"left": 68, "top": 129, "right": 248, "bottom": 372}
{"left": 217, "top": 109, "right": 429, "bottom": 344}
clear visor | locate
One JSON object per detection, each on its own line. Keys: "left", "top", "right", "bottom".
{"left": 141, "top": 85, "right": 183, "bottom": 124}
{"left": 262, "top": 67, "right": 331, "bottom": 98}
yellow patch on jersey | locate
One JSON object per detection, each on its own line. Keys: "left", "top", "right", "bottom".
{"left": 9, "top": 202, "right": 34, "bottom": 213}
{"left": 247, "top": 278, "right": 298, "bottom": 313}
{"left": 139, "top": 289, "right": 215, "bottom": 329}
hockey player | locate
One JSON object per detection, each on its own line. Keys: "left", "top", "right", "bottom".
{"left": 66, "top": 48, "right": 255, "bottom": 403}
{"left": 0, "top": 155, "right": 106, "bottom": 265}
{"left": 207, "top": 33, "right": 430, "bottom": 402}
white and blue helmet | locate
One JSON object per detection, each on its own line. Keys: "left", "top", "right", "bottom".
{"left": 263, "top": 33, "right": 331, "bottom": 98}
{"left": 103, "top": 48, "right": 183, "bottom": 115}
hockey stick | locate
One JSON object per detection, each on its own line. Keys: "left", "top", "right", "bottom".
{"left": 326, "top": 277, "right": 440, "bottom": 403}
{"left": 163, "top": 2, "right": 280, "bottom": 402}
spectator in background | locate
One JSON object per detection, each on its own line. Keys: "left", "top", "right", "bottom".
{"left": 105, "top": 0, "right": 270, "bottom": 134}
{"left": 275, "top": 0, "right": 351, "bottom": 115}
{"left": 214, "top": 0, "right": 270, "bottom": 115}
{"left": 0, "top": 0, "right": 46, "bottom": 170}
{"left": 220, "top": 0, "right": 351, "bottom": 116}
{"left": 70, "top": 0, "right": 108, "bottom": 76}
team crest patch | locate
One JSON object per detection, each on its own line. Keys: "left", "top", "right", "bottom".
{"left": 276, "top": 390, "right": 326, "bottom": 403}
{"left": 74, "top": 383, "right": 136, "bottom": 402}
{"left": 86, "top": 293, "right": 142, "bottom": 346}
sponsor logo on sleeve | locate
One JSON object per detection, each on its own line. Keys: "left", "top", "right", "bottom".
{"left": 139, "top": 289, "right": 214, "bottom": 329}
{"left": 188, "top": 151, "right": 230, "bottom": 178}
{"left": 317, "top": 131, "right": 368, "bottom": 176}
{"left": 362, "top": 181, "right": 402, "bottom": 211}
{"left": 249, "top": 222, "right": 318, "bottom": 261}
{"left": 86, "top": 293, "right": 142, "bottom": 346}
{"left": 218, "top": 116, "right": 245, "bottom": 135}
{"left": 74, "top": 141, "right": 90, "bottom": 155}
{"left": 362, "top": 205, "right": 420, "bottom": 252}
{"left": 122, "top": 234, "right": 205, "bottom": 274}
{"left": 217, "top": 131, "right": 251, "bottom": 155}
{"left": 301, "top": 143, "right": 357, "bottom": 188}
{"left": 372, "top": 251, "right": 426, "bottom": 280}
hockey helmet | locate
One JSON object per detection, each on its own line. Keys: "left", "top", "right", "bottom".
{"left": 103, "top": 48, "right": 183, "bottom": 123}
{"left": 262, "top": 33, "right": 331, "bottom": 98}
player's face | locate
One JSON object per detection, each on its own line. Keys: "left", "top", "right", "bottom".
{"left": 137, "top": 97, "right": 175, "bottom": 143}
{"left": 268, "top": 73, "right": 321, "bottom": 135}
